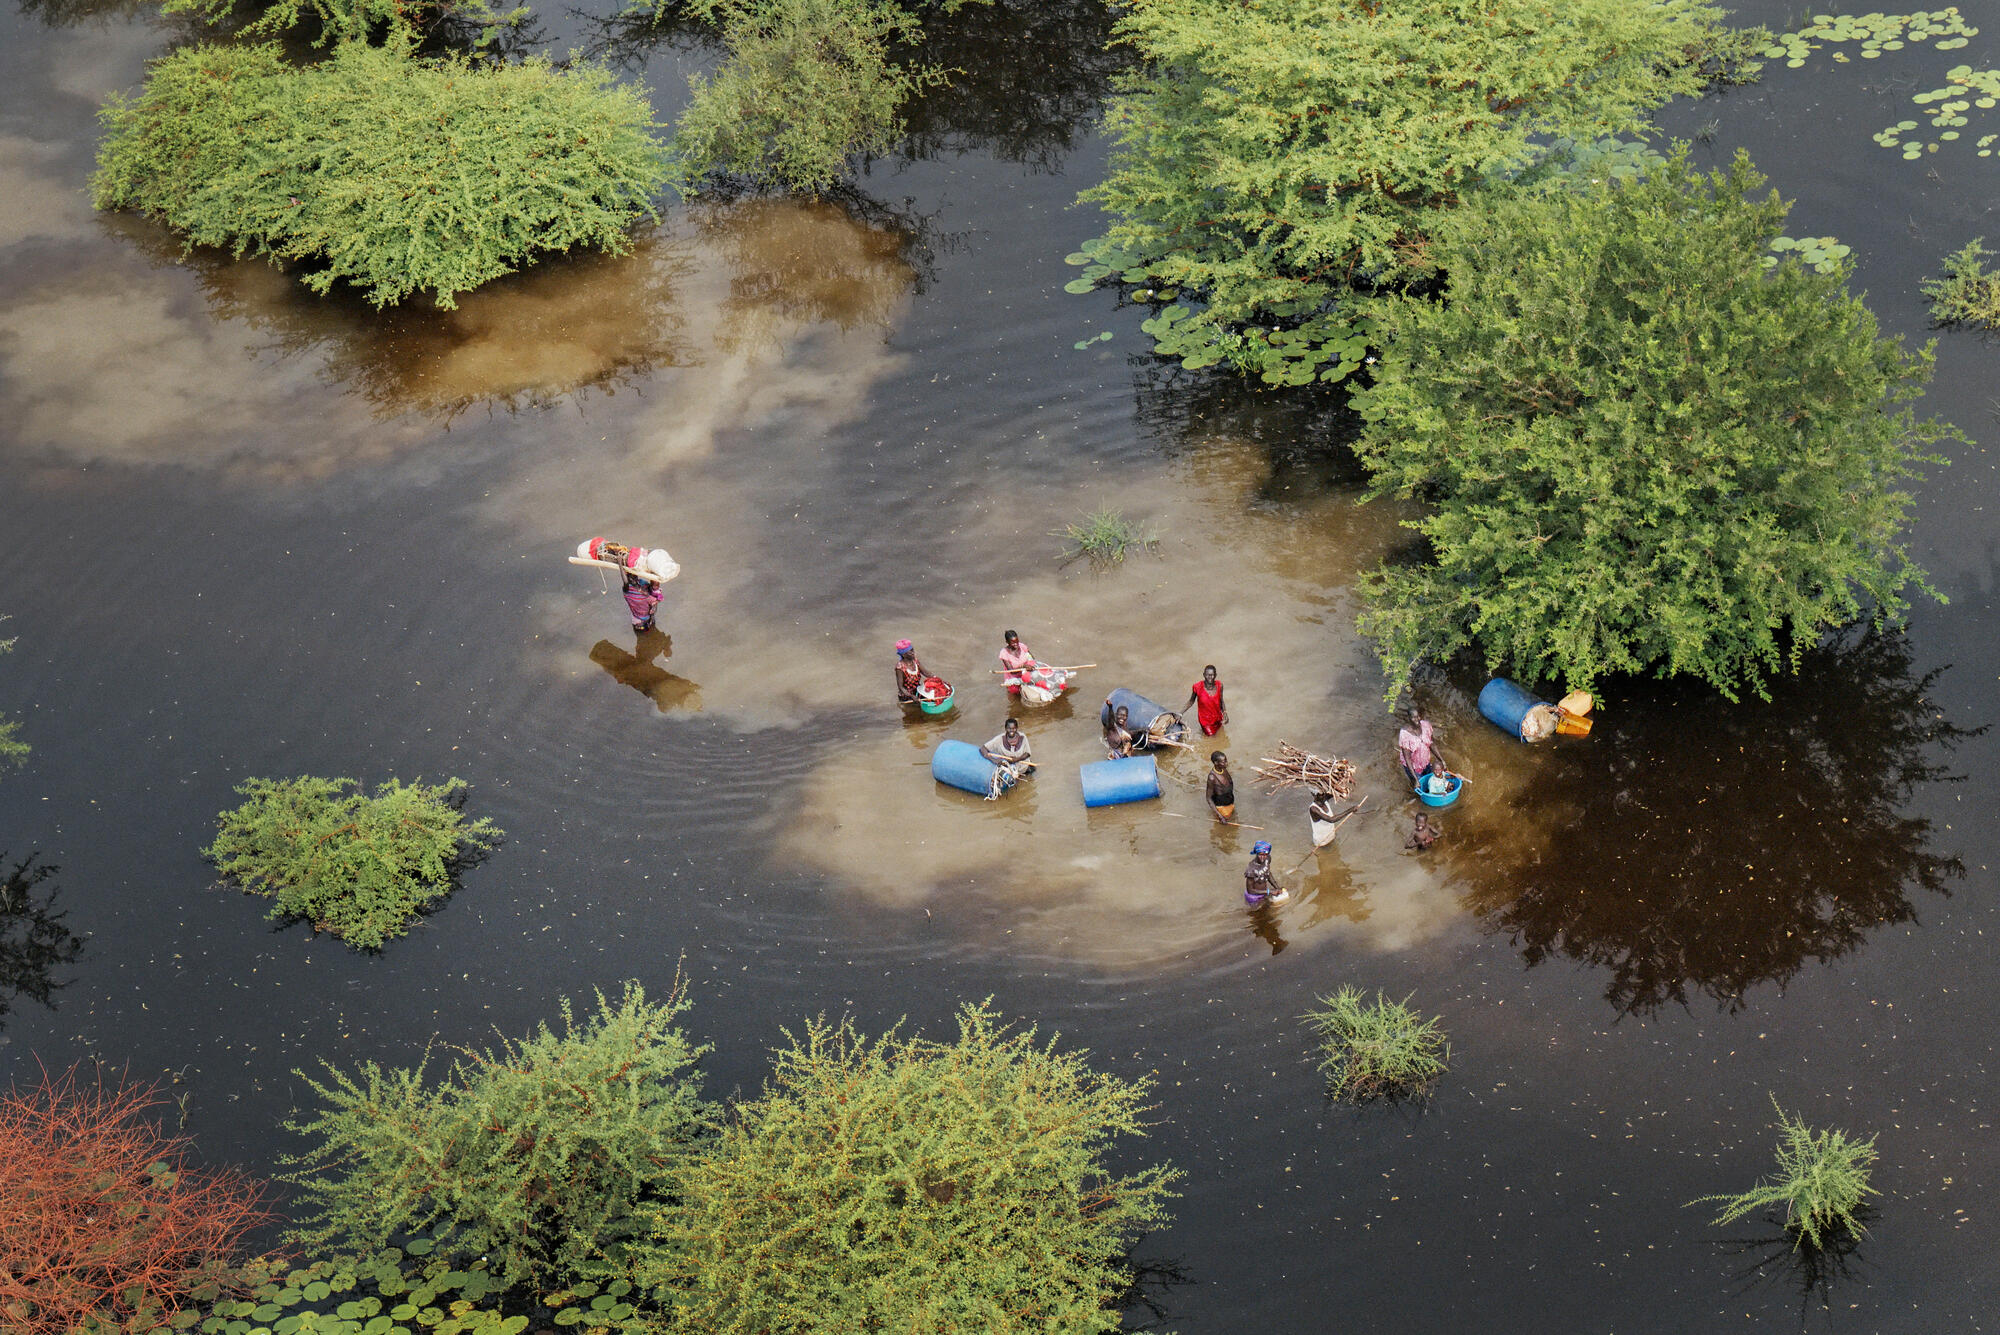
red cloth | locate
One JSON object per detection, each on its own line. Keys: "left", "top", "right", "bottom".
{"left": 1192, "top": 679, "right": 1224, "bottom": 736}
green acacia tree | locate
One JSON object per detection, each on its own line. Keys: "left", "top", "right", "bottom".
{"left": 283, "top": 981, "right": 713, "bottom": 1291}
{"left": 94, "top": 40, "right": 670, "bottom": 308}
{"left": 671, "top": 0, "right": 950, "bottom": 194}
{"left": 642, "top": 1001, "right": 1177, "bottom": 1334}
{"left": 1068, "top": 0, "right": 1756, "bottom": 385}
{"left": 1352, "top": 148, "right": 1956, "bottom": 700}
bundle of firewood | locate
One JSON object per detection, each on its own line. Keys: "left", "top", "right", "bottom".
{"left": 1252, "top": 742, "right": 1355, "bottom": 798}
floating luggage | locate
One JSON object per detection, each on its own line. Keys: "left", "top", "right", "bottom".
{"left": 572, "top": 537, "right": 680, "bottom": 584}
{"left": 914, "top": 676, "right": 955, "bottom": 715}
{"left": 1016, "top": 663, "right": 1070, "bottom": 706}
{"left": 1413, "top": 773, "right": 1464, "bottom": 808}
{"left": 1478, "top": 677, "right": 1559, "bottom": 742}
{"left": 1079, "top": 755, "right": 1161, "bottom": 807}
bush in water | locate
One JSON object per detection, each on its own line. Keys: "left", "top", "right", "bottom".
{"left": 203, "top": 774, "right": 501, "bottom": 949}
{"left": 642, "top": 1000, "right": 1178, "bottom": 1335}
{"left": 0, "top": 616, "right": 25, "bottom": 777}
{"left": 1692, "top": 1096, "right": 1879, "bottom": 1249}
{"left": 671, "top": 0, "right": 949, "bottom": 194}
{"left": 1304, "top": 986, "right": 1449, "bottom": 1101}
{"left": 93, "top": 41, "right": 670, "bottom": 308}
{"left": 0, "top": 1065, "right": 272, "bottom": 1335}
{"left": 1066, "top": 0, "right": 1759, "bottom": 386}
{"left": 1922, "top": 237, "right": 2000, "bottom": 330}
{"left": 1057, "top": 506, "right": 1160, "bottom": 565}
{"left": 1352, "top": 148, "right": 1959, "bottom": 700}
{"left": 282, "top": 981, "right": 712, "bottom": 1291}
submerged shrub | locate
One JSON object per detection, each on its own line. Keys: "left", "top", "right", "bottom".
{"left": 204, "top": 774, "right": 501, "bottom": 949}
{"left": 1692, "top": 1096, "right": 1879, "bottom": 1249}
{"left": 1304, "top": 986, "right": 1449, "bottom": 1101}
{"left": 672, "top": 0, "right": 945, "bottom": 194}
{"left": 1353, "top": 148, "right": 1959, "bottom": 699}
{"left": 643, "top": 1000, "right": 1178, "bottom": 1335}
{"left": 1057, "top": 506, "right": 1160, "bottom": 565}
{"left": 93, "top": 41, "right": 670, "bottom": 308}
{"left": 0, "top": 1065, "right": 272, "bottom": 1335}
{"left": 284, "top": 980, "right": 713, "bottom": 1289}
{"left": 1068, "top": 0, "right": 1753, "bottom": 385}
{"left": 0, "top": 615, "right": 24, "bottom": 777}
{"left": 1922, "top": 237, "right": 2000, "bottom": 329}
{"left": 201, "top": 1249, "right": 533, "bottom": 1335}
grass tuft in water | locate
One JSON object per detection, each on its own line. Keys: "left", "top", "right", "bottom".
{"left": 1056, "top": 506, "right": 1160, "bottom": 564}
{"left": 1691, "top": 1095, "right": 1879, "bottom": 1250}
{"left": 1922, "top": 238, "right": 2000, "bottom": 330}
{"left": 1304, "top": 986, "right": 1449, "bottom": 1101}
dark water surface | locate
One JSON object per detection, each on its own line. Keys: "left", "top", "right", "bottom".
{"left": 2, "top": 1, "right": 1998, "bottom": 1328}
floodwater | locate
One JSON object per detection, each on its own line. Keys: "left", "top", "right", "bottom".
{"left": 2, "top": 0, "right": 1997, "bottom": 1328}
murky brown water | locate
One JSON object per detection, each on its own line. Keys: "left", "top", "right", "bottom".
{"left": 2, "top": 0, "right": 1997, "bottom": 1328}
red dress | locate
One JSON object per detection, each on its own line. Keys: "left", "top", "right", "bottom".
{"left": 1192, "top": 679, "right": 1225, "bottom": 736}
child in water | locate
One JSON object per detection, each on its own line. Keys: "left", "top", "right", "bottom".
{"left": 1406, "top": 812, "right": 1441, "bottom": 851}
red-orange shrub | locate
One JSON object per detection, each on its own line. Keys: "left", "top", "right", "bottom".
{"left": 0, "top": 1064, "right": 273, "bottom": 1334}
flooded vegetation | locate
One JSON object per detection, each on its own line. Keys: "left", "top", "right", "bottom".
{"left": 2, "top": 0, "right": 1998, "bottom": 1328}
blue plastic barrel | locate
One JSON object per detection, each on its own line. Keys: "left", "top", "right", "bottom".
{"left": 1079, "top": 755, "right": 1161, "bottom": 807}
{"left": 932, "top": 739, "right": 998, "bottom": 795}
{"left": 1099, "top": 688, "right": 1186, "bottom": 743}
{"left": 1478, "top": 677, "right": 1551, "bottom": 741}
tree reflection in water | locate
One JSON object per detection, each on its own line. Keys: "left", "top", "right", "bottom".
{"left": 0, "top": 854, "right": 86, "bottom": 1031}
{"left": 1448, "top": 631, "right": 1973, "bottom": 1016}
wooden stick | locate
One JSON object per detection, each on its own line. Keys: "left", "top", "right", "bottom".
{"left": 569, "top": 556, "right": 679, "bottom": 583}
{"left": 1162, "top": 810, "right": 1266, "bottom": 830}
{"left": 989, "top": 663, "right": 1098, "bottom": 674}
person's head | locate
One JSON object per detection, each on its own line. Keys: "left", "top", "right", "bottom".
{"left": 1251, "top": 840, "right": 1272, "bottom": 860}
{"left": 896, "top": 639, "right": 914, "bottom": 659}
{"left": 1312, "top": 789, "right": 1330, "bottom": 803}
{"left": 1114, "top": 706, "right": 1130, "bottom": 725}
{"left": 1413, "top": 813, "right": 1430, "bottom": 831}
{"left": 1202, "top": 664, "right": 1218, "bottom": 685}
{"left": 1428, "top": 757, "right": 1445, "bottom": 777}
{"left": 1003, "top": 717, "right": 1021, "bottom": 737}
{"left": 1409, "top": 704, "right": 1425, "bottom": 725}
{"left": 1004, "top": 630, "right": 1021, "bottom": 650}
{"left": 1210, "top": 751, "right": 1228, "bottom": 771}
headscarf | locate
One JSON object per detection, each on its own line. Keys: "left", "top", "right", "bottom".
{"left": 895, "top": 639, "right": 914, "bottom": 656}
{"left": 1252, "top": 840, "right": 1272, "bottom": 856}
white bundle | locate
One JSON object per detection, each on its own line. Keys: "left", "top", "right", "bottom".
{"left": 636, "top": 548, "right": 680, "bottom": 583}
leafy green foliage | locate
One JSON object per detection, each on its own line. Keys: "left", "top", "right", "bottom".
{"left": 1692, "top": 1095, "right": 1879, "bottom": 1249}
{"left": 671, "top": 0, "right": 945, "bottom": 194}
{"left": 203, "top": 775, "right": 502, "bottom": 949}
{"left": 1762, "top": 7, "right": 1975, "bottom": 67}
{"left": 1922, "top": 237, "right": 2000, "bottom": 326}
{"left": 0, "top": 618, "right": 24, "bottom": 778}
{"left": 1351, "top": 149, "right": 1956, "bottom": 699}
{"left": 1068, "top": 0, "right": 1751, "bottom": 385}
{"left": 161, "top": 0, "right": 531, "bottom": 48}
{"left": 198, "top": 1249, "right": 532, "bottom": 1335}
{"left": 1766, "top": 234, "right": 1851, "bottom": 273}
{"left": 1304, "top": 986, "right": 1448, "bottom": 1101}
{"left": 283, "top": 981, "right": 712, "bottom": 1290}
{"left": 643, "top": 1000, "right": 1178, "bottom": 1335}
{"left": 93, "top": 41, "right": 670, "bottom": 308}
{"left": 1056, "top": 506, "right": 1159, "bottom": 564}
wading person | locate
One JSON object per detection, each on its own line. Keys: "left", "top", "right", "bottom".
{"left": 1309, "top": 791, "right": 1365, "bottom": 848}
{"left": 624, "top": 568, "right": 664, "bottom": 633}
{"left": 1397, "top": 705, "right": 1434, "bottom": 783}
{"left": 979, "top": 717, "right": 1035, "bottom": 777}
{"left": 1206, "top": 752, "right": 1236, "bottom": 822}
{"left": 1244, "top": 840, "right": 1289, "bottom": 906}
{"left": 1406, "top": 812, "right": 1441, "bottom": 852}
{"left": 1183, "top": 665, "right": 1229, "bottom": 737}
{"left": 1421, "top": 757, "right": 1458, "bottom": 798}
{"left": 1104, "top": 705, "right": 1139, "bottom": 759}
{"left": 894, "top": 640, "right": 928, "bottom": 705}
{"left": 997, "top": 630, "right": 1037, "bottom": 693}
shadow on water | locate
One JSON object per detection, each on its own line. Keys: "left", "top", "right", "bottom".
{"left": 1717, "top": 1205, "right": 1877, "bottom": 1320}
{"left": 590, "top": 630, "right": 704, "bottom": 712}
{"left": 1442, "top": 631, "right": 1976, "bottom": 1018}
{"left": 0, "top": 855, "right": 88, "bottom": 1033}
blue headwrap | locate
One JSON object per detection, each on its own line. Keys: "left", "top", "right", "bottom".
{"left": 1252, "top": 840, "right": 1272, "bottom": 856}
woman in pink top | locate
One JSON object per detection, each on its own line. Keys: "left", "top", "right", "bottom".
{"left": 1397, "top": 706, "right": 1434, "bottom": 782}
{"left": 997, "top": 629, "right": 1037, "bottom": 693}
